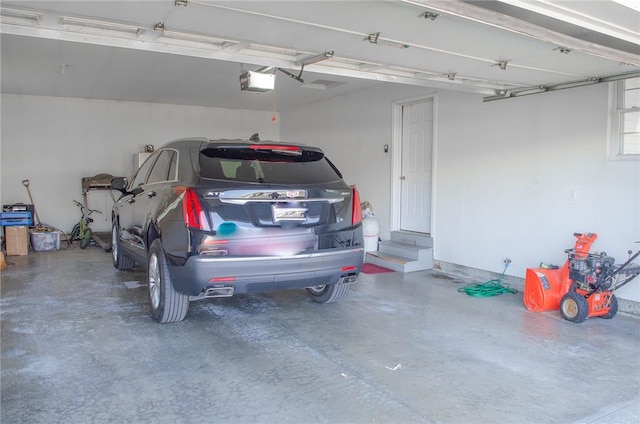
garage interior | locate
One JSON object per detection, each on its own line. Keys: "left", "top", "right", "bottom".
{"left": 1, "top": 1, "right": 639, "bottom": 423}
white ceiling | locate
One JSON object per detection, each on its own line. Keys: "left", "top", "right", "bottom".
{"left": 1, "top": 0, "right": 639, "bottom": 111}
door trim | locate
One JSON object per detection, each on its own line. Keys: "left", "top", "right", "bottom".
{"left": 391, "top": 94, "right": 438, "bottom": 239}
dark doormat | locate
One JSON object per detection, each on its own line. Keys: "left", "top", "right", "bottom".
{"left": 361, "top": 263, "right": 395, "bottom": 274}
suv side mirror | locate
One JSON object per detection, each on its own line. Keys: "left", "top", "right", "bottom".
{"left": 111, "top": 177, "right": 129, "bottom": 193}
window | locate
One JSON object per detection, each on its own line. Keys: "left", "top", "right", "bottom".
{"left": 199, "top": 147, "right": 342, "bottom": 184}
{"left": 612, "top": 77, "right": 640, "bottom": 158}
{"left": 131, "top": 153, "right": 158, "bottom": 188}
{"left": 147, "top": 150, "right": 177, "bottom": 184}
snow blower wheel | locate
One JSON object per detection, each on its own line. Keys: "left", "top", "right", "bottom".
{"left": 600, "top": 294, "right": 618, "bottom": 320}
{"left": 560, "top": 291, "right": 589, "bottom": 323}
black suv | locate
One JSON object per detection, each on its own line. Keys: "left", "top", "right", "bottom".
{"left": 111, "top": 137, "right": 364, "bottom": 323}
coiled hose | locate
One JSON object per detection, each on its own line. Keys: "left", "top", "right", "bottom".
{"left": 457, "top": 262, "right": 518, "bottom": 297}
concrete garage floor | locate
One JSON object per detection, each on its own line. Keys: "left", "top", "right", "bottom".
{"left": 1, "top": 247, "right": 639, "bottom": 424}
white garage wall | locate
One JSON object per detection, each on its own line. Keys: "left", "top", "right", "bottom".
{"left": 280, "top": 83, "right": 640, "bottom": 303}
{"left": 280, "top": 83, "right": 430, "bottom": 243}
{"left": 1, "top": 94, "right": 279, "bottom": 233}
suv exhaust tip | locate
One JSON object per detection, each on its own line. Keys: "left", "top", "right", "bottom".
{"left": 338, "top": 274, "right": 358, "bottom": 285}
{"left": 203, "top": 286, "right": 234, "bottom": 298}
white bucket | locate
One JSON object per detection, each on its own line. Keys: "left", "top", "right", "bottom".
{"left": 362, "top": 217, "right": 379, "bottom": 252}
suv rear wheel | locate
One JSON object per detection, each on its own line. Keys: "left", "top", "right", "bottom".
{"left": 306, "top": 282, "right": 351, "bottom": 303}
{"left": 148, "top": 239, "right": 189, "bottom": 323}
{"left": 112, "top": 222, "right": 134, "bottom": 270}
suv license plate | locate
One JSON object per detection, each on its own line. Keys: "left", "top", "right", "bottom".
{"left": 272, "top": 205, "right": 307, "bottom": 223}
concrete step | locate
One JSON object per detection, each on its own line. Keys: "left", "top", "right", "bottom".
{"left": 378, "top": 240, "right": 431, "bottom": 261}
{"left": 390, "top": 231, "right": 433, "bottom": 248}
{"left": 365, "top": 250, "right": 433, "bottom": 273}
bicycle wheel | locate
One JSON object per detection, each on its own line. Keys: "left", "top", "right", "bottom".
{"left": 80, "top": 228, "right": 93, "bottom": 249}
{"left": 69, "top": 224, "right": 80, "bottom": 245}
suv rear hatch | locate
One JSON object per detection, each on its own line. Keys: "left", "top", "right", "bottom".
{"left": 191, "top": 143, "right": 362, "bottom": 257}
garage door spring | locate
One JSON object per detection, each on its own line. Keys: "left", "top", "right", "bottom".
{"left": 457, "top": 262, "right": 518, "bottom": 297}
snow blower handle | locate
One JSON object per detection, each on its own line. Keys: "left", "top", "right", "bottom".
{"left": 600, "top": 247, "right": 640, "bottom": 294}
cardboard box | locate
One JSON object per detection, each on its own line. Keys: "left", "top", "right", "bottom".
{"left": 6, "top": 226, "right": 28, "bottom": 256}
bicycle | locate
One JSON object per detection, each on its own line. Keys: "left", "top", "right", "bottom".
{"left": 69, "top": 200, "right": 101, "bottom": 249}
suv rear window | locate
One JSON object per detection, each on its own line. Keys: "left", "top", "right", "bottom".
{"left": 199, "top": 146, "right": 342, "bottom": 184}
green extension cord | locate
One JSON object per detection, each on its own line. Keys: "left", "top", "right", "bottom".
{"left": 457, "top": 262, "right": 518, "bottom": 297}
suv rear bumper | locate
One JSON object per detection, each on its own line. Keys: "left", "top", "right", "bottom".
{"left": 169, "top": 247, "right": 364, "bottom": 296}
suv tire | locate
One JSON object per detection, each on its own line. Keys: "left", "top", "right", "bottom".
{"left": 148, "top": 239, "right": 189, "bottom": 323}
{"left": 112, "top": 222, "right": 134, "bottom": 270}
{"left": 306, "top": 282, "right": 351, "bottom": 303}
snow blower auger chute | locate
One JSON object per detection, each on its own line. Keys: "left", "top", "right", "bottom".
{"left": 525, "top": 233, "right": 640, "bottom": 323}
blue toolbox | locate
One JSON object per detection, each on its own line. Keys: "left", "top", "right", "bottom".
{"left": 0, "top": 212, "right": 33, "bottom": 226}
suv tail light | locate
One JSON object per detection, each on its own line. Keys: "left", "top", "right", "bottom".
{"left": 182, "top": 188, "right": 210, "bottom": 231}
{"left": 352, "top": 186, "right": 362, "bottom": 226}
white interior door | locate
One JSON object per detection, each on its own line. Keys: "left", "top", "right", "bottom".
{"left": 400, "top": 100, "right": 433, "bottom": 234}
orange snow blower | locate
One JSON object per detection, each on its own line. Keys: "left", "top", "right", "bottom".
{"left": 524, "top": 233, "right": 640, "bottom": 323}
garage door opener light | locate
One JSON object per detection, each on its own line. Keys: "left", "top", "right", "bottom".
{"left": 239, "top": 70, "right": 275, "bottom": 92}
